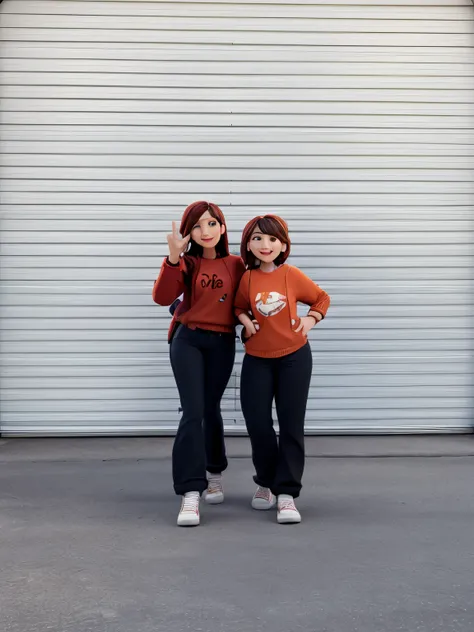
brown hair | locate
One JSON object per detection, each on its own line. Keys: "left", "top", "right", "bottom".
{"left": 180, "top": 200, "right": 229, "bottom": 258}
{"left": 240, "top": 215, "right": 291, "bottom": 269}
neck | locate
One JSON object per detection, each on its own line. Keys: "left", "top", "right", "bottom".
{"left": 259, "top": 261, "right": 278, "bottom": 273}
{"left": 202, "top": 247, "right": 217, "bottom": 260}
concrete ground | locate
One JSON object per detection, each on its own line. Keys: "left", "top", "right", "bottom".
{"left": 1, "top": 436, "right": 473, "bottom": 632}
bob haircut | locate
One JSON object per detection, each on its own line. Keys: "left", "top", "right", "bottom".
{"left": 240, "top": 215, "right": 291, "bottom": 269}
{"left": 180, "top": 200, "right": 229, "bottom": 258}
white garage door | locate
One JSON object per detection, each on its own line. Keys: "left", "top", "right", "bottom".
{"left": 1, "top": 0, "right": 473, "bottom": 435}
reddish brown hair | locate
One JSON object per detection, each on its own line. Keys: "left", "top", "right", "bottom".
{"left": 240, "top": 215, "right": 291, "bottom": 269}
{"left": 180, "top": 200, "right": 229, "bottom": 258}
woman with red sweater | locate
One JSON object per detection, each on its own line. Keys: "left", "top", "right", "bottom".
{"left": 234, "top": 215, "right": 330, "bottom": 524}
{"left": 152, "top": 201, "right": 245, "bottom": 527}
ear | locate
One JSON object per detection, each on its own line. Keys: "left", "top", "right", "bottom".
{"left": 247, "top": 243, "right": 251, "bottom": 251}
{"left": 282, "top": 244, "right": 287, "bottom": 252}
{"left": 220, "top": 224, "right": 226, "bottom": 235}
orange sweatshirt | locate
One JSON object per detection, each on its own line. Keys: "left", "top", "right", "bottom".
{"left": 153, "top": 254, "right": 246, "bottom": 338}
{"left": 234, "top": 264, "right": 330, "bottom": 358}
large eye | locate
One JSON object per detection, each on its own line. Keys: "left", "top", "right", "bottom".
{"left": 252, "top": 236, "right": 261, "bottom": 241}
{"left": 209, "top": 221, "right": 217, "bottom": 227}
{"left": 270, "top": 237, "right": 278, "bottom": 242}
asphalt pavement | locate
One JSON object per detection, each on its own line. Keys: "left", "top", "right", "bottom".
{"left": 1, "top": 436, "right": 473, "bottom": 632}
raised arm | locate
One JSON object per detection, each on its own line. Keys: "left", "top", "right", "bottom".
{"left": 152, "top": 221, "right": 190, "bottom": 305}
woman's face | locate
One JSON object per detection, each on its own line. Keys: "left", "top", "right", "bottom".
{"left": 248, "top": 228, "right": 286, "bottom": 264}
{"left": 190, "top": 211, "right": 225, "bottom": 249}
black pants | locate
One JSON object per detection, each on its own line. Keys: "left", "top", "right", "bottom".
{"left": 240, "top": 343, "right": 312, "bottom": 499}
{"left": 170, "top": 325, "right": 235, "bottom": 495}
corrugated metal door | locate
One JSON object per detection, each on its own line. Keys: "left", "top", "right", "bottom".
{"left": 1, "top": 1, "right": 473, "bottom": 435}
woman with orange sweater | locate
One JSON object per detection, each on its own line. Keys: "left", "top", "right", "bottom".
{"left": 234, "top": 215, "right": 330, "bottom": 524}
{"left": 153, "top": 201, "right": 245, "bottom": 527}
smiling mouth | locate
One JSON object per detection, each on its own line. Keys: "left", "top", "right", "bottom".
{"left": 201, "top": 237, "right": 214, "bottom": 242}
{"left": 259, "top": 250, "right": 273, "bottom": 255}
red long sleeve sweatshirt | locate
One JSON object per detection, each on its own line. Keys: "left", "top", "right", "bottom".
{"left": 234, "top": 264, "right": 330, "bottom": 358}
{"left": 153, "top": 254, "right": 246, "bottom": 339}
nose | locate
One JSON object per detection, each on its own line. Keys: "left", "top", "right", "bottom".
{"left": 262, "top": 237, "right": 272, "bottom": 249}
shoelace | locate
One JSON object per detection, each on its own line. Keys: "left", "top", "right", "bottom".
{"left": 181, "top": 492, "right": 199, "bottom": 513}
{"left": 255, "top": 486, "right": 271, "bottom": 501}
{"left": 207, "top": 477, "right": 223, "bottom": 495}
{"left": 278, "top": 498, "right": 297, "bottom": 512}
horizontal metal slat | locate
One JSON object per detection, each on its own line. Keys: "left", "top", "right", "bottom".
{"left": 2, "top": 28, "right": 472, "bottom": 47}
{"left": 1, "top": 278, "right": 471, "bottom": 293}
{"left": 2, "top": 362, "right": 470, "bottom": 379}
{"left": 0, "top": 323, "right": 472, "bottom": 343}
{"left": 3, "top": 181, "right": 472, "bottom": 197}
{"left": 1, "top": 372, "right": 470, "bottom": 390}
{"left": 0, "top": 422, "right": 469, "bottom": 437}
{"left": 3, "top": 192, "right": 472, "bottom": 206}
{"left": 2, "top": 205, "right": 472, "bottom": 221}
{"left": 2, "top": 112, "right": 473, "bottom": 129}
{"left": 3, "top": 141, "right": 474, "bottom": 158}
{"left": 0, "top": 387, "right": 229, "bottom": 401}
{"left": 3, "top": 302, "right": 471, "bottom": 318}
{"left": 2, "top": 100, "right": 473, "bottom": 117}
{"left": 3, "top": 58, "right": 474, "bottom": 76}
{"left": 1, "top": 339, "right": 473, "bottom": 354}
{"left": 1, "top": 293, "right": 473, "bottom": 314}
{"left": 4, "top": 1, "right": 472, "bottom": 21}
{"left": 1, "top": 394, "right": 470, "bottom": 409}
{"left": 0, "top": 408, "right": 468, "bottom": 425}
{"left": 2, "top": 44, "right": 473, "bottom": 65}
{"left": 3, "top": 155, "right": 474, "bottom": 169}
{"left": 2, "top": 243, "right": 471, "bottom": 257}
{"left": 3, "top": 13, "right": 474, "bottom": 35}
{"left": 2, "top": 219, "right": 473, "bottom": 233}
{"left": 2, "top": 349, "right": 470, "bottom": 366}
{"left": 3, "top": 127, "right": 473, "bottom": 144}
{"left": 2, "top": 266, "right": 472, "bottom": 283}
{"left": 3, "top": 67, "right": 474, "bottom": 89}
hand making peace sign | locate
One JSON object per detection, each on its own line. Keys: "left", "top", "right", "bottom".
{"left": 167, "top": 221, "right": 191, "bottom": 264}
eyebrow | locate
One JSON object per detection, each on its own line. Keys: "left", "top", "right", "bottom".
{"left": 195, "top": 218, "right": 215, "bottom": 224}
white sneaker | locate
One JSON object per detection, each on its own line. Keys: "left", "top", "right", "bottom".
{"left": 277, "top": 494, "right": 301, "bottom": 524}
{"left": 177, "top": 491, "right": 200, "bottom": 527}
{"left": 251, "top": 486, "right": 276, "bottom": 510}
{"left": 204, "top": 472, "right": 224, "bottom": 505}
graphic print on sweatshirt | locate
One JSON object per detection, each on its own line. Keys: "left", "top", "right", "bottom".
{"left": 200, "top": 273, "right": 224, "bottom": 289}
{"left": 255, "top": 291, "right": 287, "bottom": 317}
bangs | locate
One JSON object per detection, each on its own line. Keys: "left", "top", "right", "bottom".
{"left": 254, "top": 217, "right": 288, "bottom": 242}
